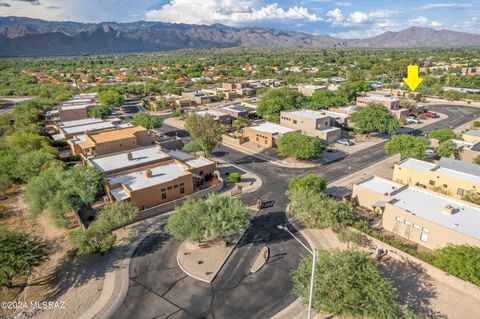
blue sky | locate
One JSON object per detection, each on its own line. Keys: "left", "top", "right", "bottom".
{"left": 0, "top": 0, "right": 479, "bottom": 38}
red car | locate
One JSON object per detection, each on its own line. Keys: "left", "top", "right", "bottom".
{"left": 423, "top": 112, "right": 437, "bottom": 118}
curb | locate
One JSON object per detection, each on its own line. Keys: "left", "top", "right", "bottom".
{"left": 76, "top": 213, "right": 172, "bottom": 319}
{"left": 176, "top": 241, "right": 213, "bottom": 283}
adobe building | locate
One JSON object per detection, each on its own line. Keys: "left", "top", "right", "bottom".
{"left": 57, "top": 118, "right": 121, "bottom": 139}
{"left": 462, "top": 130, "right": 480, "bottom": 144}
{"left": 243, "top": 122, "right": 297, "bottom": 148}
{"left": 297, "top": 84, "right": 327, "bottom": 96}
{"left": 280, "top": 109, "right": 341, "bottom": 144}
{"left": 356, "top": 95, "right": 408, "bottom": 119}
{"left": 392, "top": 158, "right": 480, "bottom": 199}
{"left": 352, "top": 176, "right": 480, "bottom": 250}
{"left": 69, "top": 125, "right": 155, "bottom": 157}
{"left": 103, "top": 153, "right": 217, "bottom": 210}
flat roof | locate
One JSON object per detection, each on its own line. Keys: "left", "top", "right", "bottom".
{"left": 398, "top": 158, "right": 436, "bottom": 172}
{"left": 164, "top": 149, "right": 195, "bottom": 161}
{"left": 220, "top": 105, "right": 253, "bottom": 113}
{"left": 60, "top": 118, "right": 106, "bottom": 128}
{"left": 359, "top": 95, "right": 400, "bottom": 103}
{"left": 60, "top": 104, "right": 94, "bottom": 110}
{"left": 300, "top": 85, "right": 326, "bottom": 90}
{"left": 390, "top": 186, "right": 480, "bottom": 240}
{"left": 464, "top": 129, "right": 480, "bottom": 137}
{"left": 61, "top": 121, "right": 116, "bottom": 136}
{"left": 435, "top": 158, "right": 480, "bottom": 184}
{"left": 196, "top": 110, "right": 226, "bottom": 118}
{"left": 184, "top": 157, "right": 214, "bottom": 169}
{"left": 111, "top": 187, "right": 130, "bottom": 201}
{"left": 88, "top": 126, "right": 147, "bottom": 143}
{"left": 358, "top": 176, "right": 404, "bottom": 195}
{"left": 249, "top": 122, "right": 296, "bottom": 135}
{"left": 89, "top": 146, "right": 170, "bottom": 174}
{"left": 282, "top": 109, "right": 329, "bottom": 120}
{"left": 108, "top": 162, "right": 190, "bottom": 191}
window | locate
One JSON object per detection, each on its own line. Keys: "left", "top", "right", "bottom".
{"left": 395, "top": 216, "right": 403, "bottom": 222}
{"left": 457, "top": 188, "right": 465, "bottom": 196}
{"left": 161, "top": 192, "right": 167, "bottom": 200}
{"left": 161, "top": 188, "right": 166, "bottom": 192}
{"left": 180, "top": 186, "right": 185, "bottom": 194}
{"left": 167, "top": 186, "right": 172, "bottom": 190}
{"left": 293, "top": 120, "right": 297, "bottom": 124}
{"left": 199, "top": 171, "right": 204, "bottom": 175}
{"left": 173, "top": 185, "right": 178, "bottom": 189}
{"left": 420, "top": 232, "right": 429, "bottom": 242}
{"left": 429, "top": 180, "right": 435, "bottom": 186}
{"left": 443, "top": 184, "right": 448, "bottom": 188}
{"left": 422, "top": 227, "right": 430, "bottom": 233}
{"left": 413, "top": 224, "right": 421, "bottom": 230}
{"left": 404, "top": 220, "right": 412, "bottom": 226}
{"left": 180, "top": 183, "right": 184, "bottom": 187}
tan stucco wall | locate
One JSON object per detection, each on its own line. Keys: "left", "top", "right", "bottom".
{"left": 58, "top": 108, "right": 88, "bottom": 122}
{"left": 460, "top": 149, "right": 480, "bottom": 164}
{"left": 95, "top": 137, "right": 138, "bottom": 156}
{"left": 243, "top": 127, "right": 275, "bottom": 148}
{"left": 128, "top": 174, "right": 194, "bottom": 210}
{"left": 382, "top": 203, "right": 480, "bottom": 249}
{"left": 351, "top": 184, "right": 391, "bottom": 209}
{"left": 392, "top": 164, "right": 480, "bottom": 198}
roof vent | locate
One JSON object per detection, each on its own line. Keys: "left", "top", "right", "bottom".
{"left": 443, "top": 205, "right": 456, "bottom": 215}
{"left": 127, "top": 152, "right": 133, "bottom": 161}
{"left": 144, "top": 169, "right": 153, "bottom": 178}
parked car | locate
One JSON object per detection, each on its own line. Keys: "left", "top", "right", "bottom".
{"left": 423, "top": 112, "right": 437, "bottom": 118}
{"left": 406, "top": 116, "right": 420, "bottom": 124}
{"left": 336, "top": 139, "right": 354, "bottom": 146}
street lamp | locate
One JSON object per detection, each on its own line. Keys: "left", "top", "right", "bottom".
{"left": 278, "top": 224, "right": 317, "bottom": 319}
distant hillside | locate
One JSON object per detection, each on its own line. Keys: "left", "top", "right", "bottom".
{"left": 0, "top": 17, "right": 479, "bottom": 56}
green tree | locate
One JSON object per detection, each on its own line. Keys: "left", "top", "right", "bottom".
{"left": 70, "top": 219, "right": 117, "bottom": 256}
{"left": 474, "top": 155, "right": 480, "bottom": 165}
{"left": 232, "top": 117, "right": 249, "bottom": 132}
{"left": 350, "top": 104, "right": 399, "bottom": 135}
{"left": 131, "top": 111, "right": 162, "bottom": 129}
{"left": 184, "top": 114, "right": 224, "bottom": 156}
{"left": 437, "top": 140, "right": 459, "bottom": 159}
{"left": 292, "top": 249, "right": 401, "bottom": 319}
{"left": 338, "top": 80, "right": 373, "bottom": 102}
{"left": 428, "top": 128, "right": 458, "bottom": 143}
{"left": 385, "top": 135, "right": 429, "bottom": 159}
{"left": 165, "top": 194, "right": 250, "bottom": 242}
{"left": 6, "top": 131, "right": 57, "bottom": 155}
{"left": 276, "top": 132, "right": 323, "bottom": 160}
{"left": 13, "top": 150, "right": 56, "bottom": 182}
{"left": 256, "top": 88, "right": 307, "bottom": 121}
{"left": 98, "top": 90, "right": 124, "bottom": 108}
{"left": 288, "top": 188, "right": 354, "bottom": 229}
{"left": 95, "top": 201, "right": 139, "bottom": 229}
{"left": 89, "top": 104, "right": 113, "bottom": 118}
{"left": 433, "top": 245, "right": 480, "bottom": 285}
{"left": 0, "top": 228, "right": 49, "bottom": 287}
{"left": 25, "top": 166, "right": 103, "bottom": 227}
{"left": 308, "top": 91, "right": 347, "bottom": 110}
{"left": 288, "top": 174, "right": 326, "bottom": 194}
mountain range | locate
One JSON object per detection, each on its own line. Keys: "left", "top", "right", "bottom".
{"left": 1, "top": 16, "right": 480, "bottom": 56}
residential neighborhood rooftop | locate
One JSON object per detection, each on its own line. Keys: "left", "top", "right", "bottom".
{"left": 89, "top": 146, "right": 170, "bottom": 173}
{"left": 463, "top": 129, "right": 480, "bottom": 137}
{"left": 357, "top": 176, "right": 404, "bottom": 195}
{"left": 87, "top": 125, "right": 145, "bottom": 143}
{"left": 108, "top": 162, "right": 190, "bottom": 192}
{"left": 61, "top": 121, "right": 116, "bottom": 136}
{"left": 435, "top": 157, "right": 480, "bottom": 183}
{"left": 390, "top": 186, "right": 480, "bottom": 240}
{"left": 249, "top": 122, "right": 296, "bottom": 135}
{"left": 184, "top": 157, "right": 214, "bottom": 168}
{"left": 59, "top": 118, "right": 105, "bottom": 128}
{"left": 398, "top": 158, "right": 436, "bottom": 172}
{"left": 283, "top": 109, "right": 329, "bottom": 119}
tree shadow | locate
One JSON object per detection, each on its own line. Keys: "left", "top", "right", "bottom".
{"left": 33, "top": 223, "right": 171, "bottom": 302}
{"left": 378, "top": 258, "right": 448, "bottom": 319}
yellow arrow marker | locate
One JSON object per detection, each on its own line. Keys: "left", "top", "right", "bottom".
{"left": 403, "top": 65, "right": 423, "bottom": 92}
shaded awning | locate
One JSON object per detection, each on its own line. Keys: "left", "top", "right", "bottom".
{"left": 372, "top": 200, "right": 386, "bottom": 208}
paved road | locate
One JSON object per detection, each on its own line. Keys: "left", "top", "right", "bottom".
{"left": 114, "top": 104, "right": 479, "bottom": 319}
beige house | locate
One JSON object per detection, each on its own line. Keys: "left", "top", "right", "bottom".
{"left": 352, "top": 176, "right": 480, "bottom": 249}
{"left": 243, "top": 122, "right": 297, "bottom": 148}
{"left": 392, "top": 158, "right": 480, "bottom": 199}
{"left": 297, "top": 84, "right": 327, "bottom": 96}
{"left": 280, "top": 109, "right": 341, "bottom": 144}
{"left": 69, "top": 125, "right": 155, "bottom": 157}
{"left": 104, "top": 154, "right": 216, "bottom": 210}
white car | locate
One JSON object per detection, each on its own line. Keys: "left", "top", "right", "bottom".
{"left": 406, "top": 117, "right": 420, "bottom": 124}
{"left": 336, "top": 139, "right": 354, "bottom": 146}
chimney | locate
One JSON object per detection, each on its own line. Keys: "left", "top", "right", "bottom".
{"left": 443, "top": 205, "right": 456, "bottom": 215}
{"left": 127, "top": 152, "right": 133, "bottom": 161}
{"left": 144, "top": 169, "right": 153, "bottom": 178}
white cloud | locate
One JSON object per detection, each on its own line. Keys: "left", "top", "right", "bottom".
{"left": 431, "top": 21, "right": 442, "bottom": 28}
{"left": 416, "top": 3, "right": 473, "bottom": 11}
{"left": 145, "top": 0, "right": 322, "bottom": 25}
{"left": 408, "top": 16, "right": 430, "bottom": 26}
{"left": 349, "top": 11, "right": 369, "bottom": 24}
{"left": 326, "top": 8, "right": 344, "bottom": 24}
